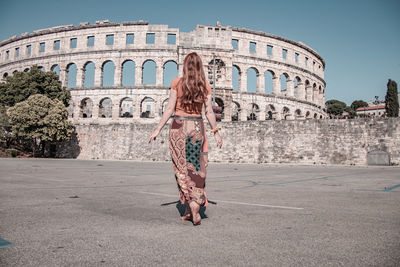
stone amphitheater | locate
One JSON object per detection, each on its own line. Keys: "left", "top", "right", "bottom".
{"left": 0, "top": 20, "right": 327, "bottom": 123}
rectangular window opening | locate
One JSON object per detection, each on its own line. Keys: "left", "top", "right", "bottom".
{"left": 54, "top": 40, "right": 60, "bottom": 50}
{"left": 126, "top": 33, "right": 134, "bottom": 44}
{"left": 305, "top": 57, "right": 309, "bottom": 66}
{"left": 70, "top": 38, "right": 77, "bottom": 48}
{"left": 15, "top": 47, "right": 19, "bottom": 57}
{"left": 106, "top": 34, "right": 114, "bottom": 46}
{"left": 146, "top": 33, "right": 155, "bottom": 44}
{"left": 295, "top": 52, "right": 299, "bottom": 63}
{"left": 282, "top": 49, "right": 287, "bottom": 59}
{"left": 39, "top": 42, "right": 45, "bottom": 52}
{"left": 6, "top": 50, "right": 10, "bottom": 59}
{"left": 267, "top": 45, "right": 273, "bottom": 55}
{"left": 26, "top": 45, "right": 31, "bottom": 55}
{"left": 232, "top": 39, "right": 238, "bottom": 50}
{"left": 87, "top": 36, "right": 95, "bottom": 47}
{"left": 167, "top": 34, "right": 176, "bottom": 44}
{"left": 250, "top": 42, "right": 256, "bottom": 53}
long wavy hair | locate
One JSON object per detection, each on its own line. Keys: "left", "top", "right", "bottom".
{"left": 179, "top": 52, "right": 208, "bottom": 111}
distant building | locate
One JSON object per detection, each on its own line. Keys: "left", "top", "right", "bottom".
{"left": 356, "top": 105, "right": 386, "bottom": 117}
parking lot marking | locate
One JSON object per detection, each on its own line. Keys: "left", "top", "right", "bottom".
{"left": 0, "top": 238, "right": 12, "bottom": 248}
{"left": 383, "top": 184, "right": 400, "bottom": 192}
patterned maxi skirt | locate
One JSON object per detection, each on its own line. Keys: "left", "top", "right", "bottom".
{"left": 169, "top": 115, "right": 209, "bottom": 206}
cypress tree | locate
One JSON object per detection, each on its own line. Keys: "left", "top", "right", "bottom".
{"left": 385, "top": 79, "right": 399, "bottom": 117}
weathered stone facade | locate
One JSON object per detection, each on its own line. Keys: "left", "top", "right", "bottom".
{"left": 0, "top": 20, "right": 326, "bottom": 122}
{"left": 57, "top": 118, "right": 400, "bottom": 166}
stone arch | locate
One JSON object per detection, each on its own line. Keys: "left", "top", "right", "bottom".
{"left": 142, "top": 60, "right": 156, "bottom": 85}
{"left": 80, "top": 98, "right": 93, "bottom": 118}
{"left": 66, "top": 63, "right": 77, "bottom": 88}
{"left": 23, "top": 68, "right": 30, "bottom": 72}
{"left": 38, "top": 66, "right": 45, "bottom": 71}
{"left": 51, "top": 64, "right": 60, "bottom": 79}
{"left": 247, "top": 103, "right": 259, "bottom": 120}
{"left": 140, "top": 97, "right": 156, "bottom": 118}
{"left": 163, "top": 60, "right": 178, "bottom": 86}
{"left": 214, "top": 97, "right": 224, "bottom": 121}
{"left": 247, "top": 67, "right": 258, "bottom": 93}
{"left": 265, "top": 70, "right": 275, "bottom": 94}
{"left": 280, "top": 72, "right": 290, "bottom": 92}
{"left": 305, "top": 111, "right": 311, "bottom": 119}
{"left": 2, "top": 73, "right": 8, "bottom": 79}
{"left": 83, "top": 61, "right": 95, "bottom": 88}
{"left": 122, "top": 60, "right": 135, "bottom": 87}
{"left": 282, "top": 106, "right": 291, "bottom": 120}
{"left": 102, "top": 60, "right": 115, "bottom": 87}
{"left": 232, "top": 101, "right": 240, "bottom": 121}
{"left": 232, "top": 65, "right": 241, "bottom": 91}
{"left": 294, "top": 76, "right": 302, "bottom": 98}
{"left": 12, "top": 70, "right": 18, "bottom": 74}
{"left": 99, "top": 97, "right": 113, "bottom": 118}
{"left": 319, "top": 115, "right": 323, "bottom": 119}
{"left": 119, "top": 97, "right": 134, "bottom": 118}
{"left": 295, "top": 109, "right": 302, "bottom": 117}
{"left": 266, "top": 104, "right": 276, "bottom": 120}
{"left": 162, "top": 98, "right": 169, "bottom": 114}
{"left": 314, "top": 113, "right": 318, "bottom": 119}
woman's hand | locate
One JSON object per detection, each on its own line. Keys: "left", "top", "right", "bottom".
{"left": 214, "top": 132, "right": 223, "bottom": 148}
{"left": 148, "top": 128, "right": 160, "bottom": 143}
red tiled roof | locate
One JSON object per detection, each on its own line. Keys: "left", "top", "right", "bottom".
{"left": 356, "top": 105, "right": 385, "bottom": 111}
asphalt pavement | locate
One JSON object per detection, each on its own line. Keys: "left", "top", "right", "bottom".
{"left": 0, "top": 158, "right": 399, "bottom": 266}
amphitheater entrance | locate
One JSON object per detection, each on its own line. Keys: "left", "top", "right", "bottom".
{"left": 119, "top": 97, "right": 134, "bottom": 118}
{"left": 80, "top": 98, "right": 93, "bottom": 118}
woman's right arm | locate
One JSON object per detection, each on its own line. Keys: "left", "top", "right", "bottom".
{"left": 204, "top": 94, "right": 223, "bottom": 148}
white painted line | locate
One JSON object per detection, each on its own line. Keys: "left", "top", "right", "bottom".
{"left": 133, "top": 190, "right": 304, "bottom": 210}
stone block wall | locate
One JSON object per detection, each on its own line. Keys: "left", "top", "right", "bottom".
{"left": 57, "top": 118, "right": 400, "bottom": 165}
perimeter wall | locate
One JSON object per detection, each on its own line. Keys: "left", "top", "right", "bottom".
{"left": 56, "top": 118, "right": 400, "bottom": 165}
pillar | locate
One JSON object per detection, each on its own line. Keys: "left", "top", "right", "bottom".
{"left": 112, "top": 97, "right": 120, "bottom": 119}
{"left": 135, "top": 65, "right": 142, "bottom": 85}
{"left": 240, "top": 71, "right": 247, "bottom": 92}
{"left": 92, "top": 98, "right": 99, "bottom": 119}
{"left": 133, "top": 97, "right": 141, "bottom": 119}
{"left": 305, "top": 85, "right": 312, "bottom": 102}
{"left": 114, "top": 64, "right": 122, "bottom": 87}
{"left": 239, "top": 100, "right": 247, "bottom": 121}
{"left": 287, "top": 78, "right": 294, "bottom": 97}
{"left": 272, "top": 76, "right": 280, "bottom": 95}
{"left": 94, "top": 65, "right": 102, "bottom": 87}
{"left": 59, "top": 68, "right": 67, "bottom": 87}
{"left": 257, "top": 72, "right": 265, "bottom": 94}
{"left": 76, "top": 67, "right": 83, "bottom": 88}
{"left": 156, "top": 65, "right": 163, "bottom": 86}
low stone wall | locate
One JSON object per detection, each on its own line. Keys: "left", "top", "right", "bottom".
{"left": 57, "top": 118, "right": 400, "bottom": 165}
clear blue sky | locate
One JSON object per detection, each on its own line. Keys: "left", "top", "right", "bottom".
{"left": 1, "top": 0, "right": 399, "bottom": 105}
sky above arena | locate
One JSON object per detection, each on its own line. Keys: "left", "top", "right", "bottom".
{"left": 1, "top": 0, "right": 399, "bottom": 105}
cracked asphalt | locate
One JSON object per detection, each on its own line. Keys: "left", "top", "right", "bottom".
{"left": 0, "top": 158, "right": 399, "bottom": 266}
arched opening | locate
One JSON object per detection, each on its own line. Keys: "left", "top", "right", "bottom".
{"left": 266, "top": 104, "right": 275, "bottom": 120}
{"left": 80, "top": 98, "right": 93, "bottom": 118}
{"left": 312, "top": 83, "right": 317, "bottom": 102}
{"left": 12, "top": 70, "right": 18, "bottom": 75}
{"left": 122, "top": 60, "right": 135, "bottom": 87}
{"left": 232, "top": 65, "right": 241, "bottom": 91}
{"left": 305, "top": 80, "right": 310, "bottom": 101}
{"left": 295, "top": 109, "right": 302, "bottom": 117}
{"left": 2, "top": 73, "right": 8, "bottom": 80}
{"left": 140, "top": 97, "right": 156, "bottom": 118}
{"left": 214, "top": 97, "right": 224, "bottom": 121}
{"left": 99, "top": 98, "right": 112, "bottom": 118}
{"left": 320, "top": 115, "right": 323, "bottom": 119}
{"left": 163, "top": 61, "right": 178, "bottom": 86}
{"left": 23, "top": 68, "right": 30, "bottom": 72}
{"left": 232, "top": 101, "right": 240, "bottom": 121}
{"left": 38, "top": 66, "right": 45, "bottom": 71}
{"left": 280, "top": 73, "right": 289, "bottom": 92}
{"left": 102, "top": 61, "right": 115, "bottom": 87}
{"left": 162, "top": 98, "right": 169, "bottom": 114}
{"left": 143, "top": 60, "right": 156, "bottom": 85}
{"left": 265, "top": 70, "right": 274, "bottom": 94}
{"left": 314, "top": 113, "right": 318, "bottom": 119}
{"left": 282, "top": 106, "right": 290, "bottom": 120}
{"left": 66, "top": 63, "right": 77, "bottom": 88}
{"left": 294, "top": 76, "right": 301, "bottom": 97}
{"left": 247, "top": 67, "right": 258, "bottom": 93}
{"left": 51, "top": 65, "right": 60, "bottom": 80}
{"left": 247, "top": 103, "right": 259, "bottom": 120}
{"left": 120, "top": 97, "right": 134, "bottom": 117}
{"left": 306, "top": 111, "right": 311, "bottom": 119}
{"left": 83, "top": 61, "right": 95, "bottom": 88}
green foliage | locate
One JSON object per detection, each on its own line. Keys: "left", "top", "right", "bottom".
{"left": 344, "top": 106, "right": 356, "bottom": 118}
{"left": 7, "top": 94, "right": 73, "bottom": 156}
{"left": 5, "top": 148, "right": 19, "bottom": 157}
{"left": 326, "top": 99, "right": 347, "bottom": 115}
{"left": 385, "top": 79, "right": 399, "bottom": 117}
{"left": 0, "top": 65, "right": 70, "bottom": 107}
{"left": 350, "top": 100, "right": 368, "bottom": 111}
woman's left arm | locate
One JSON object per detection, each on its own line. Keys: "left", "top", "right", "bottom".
{"left": 148, "top": 89, "right": 178, "bottom": 143}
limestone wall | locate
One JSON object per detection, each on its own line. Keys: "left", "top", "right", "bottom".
{"left": 57, "top": 118, "right": 400, "bottom": 166}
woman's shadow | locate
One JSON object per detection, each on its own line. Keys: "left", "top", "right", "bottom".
{"left": 161, "top": 200, "right": 217, "bottom": 219}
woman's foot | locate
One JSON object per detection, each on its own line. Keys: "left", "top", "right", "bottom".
{"left": 189, "top": 201, "right": 201, "bottom": 226}
{"left": 180, "top": 204, "right": 192, "bottom": 221}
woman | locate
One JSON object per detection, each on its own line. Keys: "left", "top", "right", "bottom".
{"left": 148, "top": 52, "right": 222, "bottom": 226}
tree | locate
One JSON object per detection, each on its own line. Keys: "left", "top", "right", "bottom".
{"left": 0, "top": 65, "right": 70, "bottom": 108}
{"left": 385, "top": 79, "right": 399, "bottom": 117}
{"left": 350, "top": 100, "right": 368, "bottom": 111}
{"left": 325, "top": 99, "right": 347, "bottom": 115}
{"left": 7, "top": 94, "right": 73, "bottom": 157}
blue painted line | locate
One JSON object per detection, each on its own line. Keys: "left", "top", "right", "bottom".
{"left": 0, "top": 238, "right": 12, "bottom": 248}
{"left": 265, "top": 174, "right": 349, "bottom": 186}
{"left": 383, "top": 184, "right": 400, "bottom": 192}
